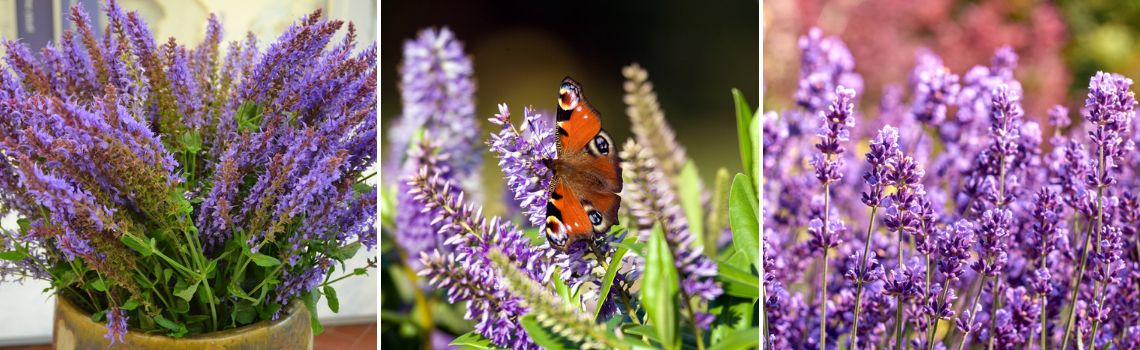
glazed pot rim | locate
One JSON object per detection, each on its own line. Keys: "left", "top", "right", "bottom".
{"left": 56, "top": 294, "right": 309, "bottom": 341}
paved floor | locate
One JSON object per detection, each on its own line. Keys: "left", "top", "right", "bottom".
{"left": 0, "top": 323, "right": 378, "bottom": 350}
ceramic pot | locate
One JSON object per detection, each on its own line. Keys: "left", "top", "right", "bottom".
{"left": 53, "top": 296, "right": 313, "bottom": 349}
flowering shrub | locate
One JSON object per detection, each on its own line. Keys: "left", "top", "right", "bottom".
{"left": 380, "top": 27, "right": 761, "bottom": 349}
{"left": 764, "top": 27, "right": 1140, "bottom": 350}
{"left": 0, "top": 1, "right": 377, "bottom": 342}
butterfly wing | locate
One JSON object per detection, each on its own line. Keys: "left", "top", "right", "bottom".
{"left": 545, "top": 77, "right": 623, "bottom": 251}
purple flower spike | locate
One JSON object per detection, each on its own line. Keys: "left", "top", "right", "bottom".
{"left": 488, "top": 104, "right": 555, "bottom": 228}
{"left": 104, "top": 305, "right": 128, "bottom": 345}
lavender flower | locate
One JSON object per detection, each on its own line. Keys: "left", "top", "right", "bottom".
{"left": 912, "top": 65, "right": 960, "bottom": 126}
{"left": 795, "top": 28, "right": 863, "bottom": 115}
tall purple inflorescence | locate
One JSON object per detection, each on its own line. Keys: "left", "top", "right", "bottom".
{"left": 389, "top": 27, "right": 481, "bottom": 266}
{"left": 411, "top": 166, "right": 551, "bottom": 350}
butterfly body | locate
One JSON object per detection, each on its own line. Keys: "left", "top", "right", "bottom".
{"left": 545, "top": 77, "right": 622, "bottom": 251}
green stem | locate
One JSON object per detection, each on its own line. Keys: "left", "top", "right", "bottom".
{"left": 820, "top": 252, "right": 830, "bottom": 349}
{"left": 985, "top": 279, "right": 1004, "bottom": 350}
{"left": 1060, "top": 218, "right": 1096, "bottom": 350}
{"left": 848, "top": 204, "right": 880, "bottom": 350}
{"left": 954, "top": 274, "right": 989, "bottom": 350}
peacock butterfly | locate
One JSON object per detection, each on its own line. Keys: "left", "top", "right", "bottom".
{"left": 542, "top": 77, "right": 623, "bottom": 252}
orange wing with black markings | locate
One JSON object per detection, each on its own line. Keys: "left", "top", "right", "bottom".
{"left": 545, "top": 77, "right": 623, "bottom": 251}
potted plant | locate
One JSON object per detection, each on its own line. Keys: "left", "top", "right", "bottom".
{"left": 0, "top": 1, "right": 377, "bottom": 348}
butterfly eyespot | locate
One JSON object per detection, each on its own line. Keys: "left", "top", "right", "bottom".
{"left": 588, "top": 210, "right": 602, "bottom": 225}
{"left": 593, "top": 136, "right": 609, "bottom": 155}
{"left": 546, "top": 216, "right": 568, "bottom": 247}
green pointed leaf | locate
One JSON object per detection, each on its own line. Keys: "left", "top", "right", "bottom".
{"left": 16, "top": 218, "right": 32, "bottom": 234}
{"left": 729, "top": 174, "right": 759, "bottom": 274}
{"left": 707, "top": 327, "right": 760, "bottom": 350}
{"left": 519, "top": 314, "right": 583, "bottom": 350}
{"left": 91, "top": 309, "right": 106, "bottom": 323}
{"left": 732, "top": 89, "right": 754, "bottom": 176}
{"left": 301, "top": 288, "right": 324, "bottom": 336}
{"left": 154, "top": 314, "right": 187, "bottom": 337}
{"left": 644, "top": 223, "right": 681, "bottom": 350}
{"left": 83, "top": 278, "right": 108, "bottom": 292}
{"left": 749, "top": 110, "right": 760, "bottom": 192}
{"left": 716, "top": 260, "right": 760, "bottom": 299}
{"left": 324, "top": 286, "right": 340, "bottom": 313}
{"left": 450, "top": 331, "right": 509, "bottom": 349}
{"left": 250, "top": 253, "right": 281, "bottom": 267}
{"left": 677, "top": 160, "right": 705, "bottom": 251}
{"left": 174, "top": 280, "right": 200, "bottom": 301}
{"left": 121, "top": 299, "right": 140, "bottom": 311}
{"left": 552, "top": 267, "right": 572, "bottom": 307}
{"left": 594, "top": 239, "right": 630, "bottom": 320}
{"left": 119, "top": 232, "right": 153, "bottom": 257}
{"left": 0, "top": 251, "right": 24, "bottom": 261}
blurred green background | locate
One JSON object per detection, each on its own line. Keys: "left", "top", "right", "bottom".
{"left": 764, "top": 0, "right": 1140, "bottom": 138}
{"left": 381, "top": 0, "right": 760, "bottom": 217}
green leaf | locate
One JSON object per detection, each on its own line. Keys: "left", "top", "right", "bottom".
{"left": 594, "top": 240, "right": 629, "bottom": 320}
{"left": 716, "top": 260, "right": 760, "bottom": 299}
{"left": 16, "top": 218, "right": 32, "bottom": 234}
{"left": 179, "top": 130, "right": 202, "bottom": 153}
{"left": 336, "top": 242, "right": 362, "bottom": 260}
{"left": 707, "top": 328, "right": 760, "bottom": 350}
{"left": 204, "top": 259, "right": 218, "bottom": 278}
{"left": 154, "top": 314, "right": 186, "bottom": 334}
{"left": 519, "top": 314, "right": 583, "bottom": 350}
{"left": 184, "top": 315, "right": 211, "bottom": 325}
{"left": 259, "top": 302, "right": 283, "bottom": 320}
{"left": 324, "top": 286, "right": 340, "bottom": 313}
{"left": 301, "top": 288, "right": 323, "bottom": 336}
{"left": 450, "top": 331, "right": 509, "bottom": 349}
{"left": 91, "top": 309, "right": 106, "bottom": 323}
{"left": 163, "top": 268, "right": 173, "bottom": 284}
{"left": 174, "top": 280, "right": 200, "bottom": 301}
{"left": 749, "top": 110, "right": 760, "bottom": 192}
{"left": 119, "top": 232, "right": 153, "bottom": 257}
{"left": 121, "top": 299, "right": 140, "bottom": 311}
{"left": 84, "top": 278, "right": 108, "bottom": 292}
{"left": 250, "top": 253, "right": 281, "bottom": 267}
{"left": 729, "top": 174, "right": 760, "bottom": 274}
{"left": 615, "top": 241, "right": 646, "bottom": 257}
{"left": 233, "top": 299, "right": 257, "bottom": 324}
{"left": 0, "top": 251, "right": 24, "bottom": 261}
{"left": 552, "top": 267, "right": 572, "bottom": 307}
{"left": 732, "top": 89, "right": 754, "bottom": 177}
{"left": 643, "top": 223, "right": 681, "bottom": 350}
{"left": 172, "top": 298, "right": 190, "bottom": 313}
{"left": 677, "top": 160, "right": 705, "bottom": 251}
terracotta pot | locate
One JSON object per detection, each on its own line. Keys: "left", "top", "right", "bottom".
{"left": 53, "top": 296, "right": 313, "bottom": 349}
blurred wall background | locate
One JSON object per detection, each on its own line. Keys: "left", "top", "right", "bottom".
{"left": 381, "top": 0, "right": 761, "bottom": 218}
{"left": 0, "top": 0, "right": 377, "bottom": 346}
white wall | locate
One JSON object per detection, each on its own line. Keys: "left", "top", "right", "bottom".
{"left": 0, "top": 0, "right": 377, "bottom": 345}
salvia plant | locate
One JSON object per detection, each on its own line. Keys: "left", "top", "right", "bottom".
{"left": 763, "top": 26, "right": 1140, "bottom": 350}
{"left": 380, "top": 27, "right": 761, "bottom": 350}
{"left": 0, "top": 0, "right": 378, "bottom": 343}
